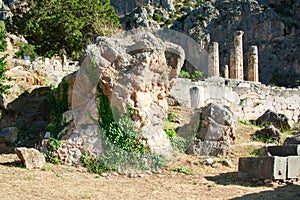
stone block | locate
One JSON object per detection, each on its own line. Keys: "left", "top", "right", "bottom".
{"left": 267, "top": 145, "right": 300, "bottom": 156}
{"left": 287, "top": 156, "right": 300, "bottom": 179}
{"left": 238, "top": 156, "right": 287, "bottom": 180}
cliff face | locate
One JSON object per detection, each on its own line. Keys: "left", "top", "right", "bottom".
{"left": 116, "top": 0, "right": 300, "bottom": 87}
{"left": 111, "top": 0, "right": 174, "bottom": 16}
{"left": 181, "top": 0, "right": 300, "bottom": 87}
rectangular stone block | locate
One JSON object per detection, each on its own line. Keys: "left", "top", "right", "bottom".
{"left": 267, "top": 145, "right": 300, "bottom": 156}
{"left": 287, "top": 156, "right": 300, "bottom": 179}
{"left": 238, "top": 157, "right": 287, "bottom": 180}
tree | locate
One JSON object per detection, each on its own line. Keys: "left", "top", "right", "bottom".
{"left": 0, "top": 23, "right": 10, "bottom": 94}
{"left": 6, "top": 0, "right": 120, "bottom": 59}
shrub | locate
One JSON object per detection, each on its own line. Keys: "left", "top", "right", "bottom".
{"left": 45, "top": 138, "right": 61, "bottom": 164}
{"left": 153, "top": 13, "right": 162, "bottom": 22}
{"left": 179, "top": 70, "right": 190, "bottom": 79}
{"left": 167, "top": 112, "right": 177, "bottom": 122}
{"left": 90, "top": 88, "right": 166, "bottom": 173}
{"left": 15, "top": 42, "right": 37, "bottom": 61}
{"left": 179, "top": 70, "right": 203, "bottom": 81}
{"left": 165, "top": 129, "right": 177, "bottom": 139}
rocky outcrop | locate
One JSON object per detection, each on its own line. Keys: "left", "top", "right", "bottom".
{"left": 61, "top": 31, "right": 185, "bottom": 160}
{"left": 111, "top": 0, "right": 174, "bottom": 16}
{"left": 15, "top": 147, "right": 45, "bottom": 170}
{"left": 256, "top": 109, "right": 291, "bottom": 131}
{"left": 174, "top": 0, "right": 300, "bottom": 86}
{"left": 187, "top": 103, "right": 236, "bottom": 157}
{"left": 119, "top": 0, "right": 300, "bottom": 86}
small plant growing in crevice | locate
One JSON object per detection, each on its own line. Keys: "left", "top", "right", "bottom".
{"left": 167, "top": 112, "right": 177, "bottom": 122}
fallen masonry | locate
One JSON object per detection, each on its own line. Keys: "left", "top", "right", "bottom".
{"left": 238, "top": 145, "right": 300, "bottom": 180}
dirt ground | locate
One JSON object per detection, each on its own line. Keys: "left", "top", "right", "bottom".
{"left": 1, "top": 124, "right": 300, "bottom": 200}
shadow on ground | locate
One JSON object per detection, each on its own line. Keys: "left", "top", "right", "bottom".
{"left": 205, "top": 172, "right": 264, "bottom": 187}
{"left": 231, "top": 184, "right": 300, "bottom": 199}
{"left": 206, "top": 172, "right": 300, "bottom": 199}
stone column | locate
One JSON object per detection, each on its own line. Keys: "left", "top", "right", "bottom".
{"left": 208, "top": 42, "right": 220, "bottom": 77}
{"left": 230, "top": 30, "right": 244, "bottom": 80}
{"left": 248, "top": 45, "right": 259, "bottom": 82}
{"left": 224, "top": 65, "right": 229, "bottom": 79}
{"left": 229, "top": 47, "right": 236, "bottom": 79}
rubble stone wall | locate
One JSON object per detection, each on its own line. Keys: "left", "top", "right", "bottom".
{"left": 171, "top": 78, "right": 300, "bottom": 125}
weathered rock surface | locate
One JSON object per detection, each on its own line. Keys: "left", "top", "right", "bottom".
{"left": 118, "top": 0, "right": 300, "bottom": 86}
{"left": 187, "top": 103, "right": 236, "bottom": 157}
{"left": 256, "top": 110, "right": 291, "bottom": 131}
{"left": 284, "top": 133, "right": 300, "bottom": 145}
{"left": 111, "top": 0, "right": 174, "bottom": 16}
{"left": 15, "top": 147, "right": 45, "bottom": 170}
{"left": 64, "top": 31, "right": 185, "bottom": 159}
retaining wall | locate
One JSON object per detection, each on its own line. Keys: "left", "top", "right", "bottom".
{"left": 171, "top": 78, "right": 300, "bottom": 125}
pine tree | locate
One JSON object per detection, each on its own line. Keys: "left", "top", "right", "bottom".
{"left": 6, "top": 0, "right": 120, "bottom": 60}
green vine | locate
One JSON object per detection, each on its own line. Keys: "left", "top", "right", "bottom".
{"left": 45, "top": 80, "right": 69, "bottom": 163}
{"left": 47, "top": 80, "right": 69, "bottom": 139}
{"left": 45, "top": 138, "right": 61, "bottom": 164}
{"left": 82, "top": 87, "right": 166, "bottom": 173}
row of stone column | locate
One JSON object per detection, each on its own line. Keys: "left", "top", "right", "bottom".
{"left": 208, "top": 30, "right": 259, "bottom": 82}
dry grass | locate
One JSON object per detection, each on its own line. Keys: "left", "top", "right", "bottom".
{"left": 0, "top": 123, "right": 300, "bottom": 200}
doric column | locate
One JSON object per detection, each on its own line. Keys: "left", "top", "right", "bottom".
{"left": 224, "top": 65, "right": 229, "bottom": 79}
{"left": 248, "top": 45, "right": 259, "bottom": 82}
{"left": 208, "top": 42, "right": 220, "bottom": 77}
{"left": 230, "top": 30, "right": 244, "bottom": 80}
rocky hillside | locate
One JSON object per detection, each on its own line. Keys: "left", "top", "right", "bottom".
{"left": 1, "top": 0, "right": 299, "bottom": 86}
{"left": 113, "top": 0, "right": 300, "bottom": 87}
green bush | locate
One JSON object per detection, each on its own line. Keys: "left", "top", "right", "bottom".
{"left": 45, "top": 138, "right": 61, "bottom": 164}
{"left": 153, "top": 13, "right": 162, "bottom": 22}
{"left": 90, "top": 88, "right": 166, "bottom": 173}
{"left": 165, "top": 129, "right": 177, "bottom": 139}
{"left": 15, "top": 42, "right": 37, "bottom": 61}
{"left": 170, "top": 136, "right": 190, "bottom": 153}
{"left": 179, "top": 70, "right": 203, "bottom": 81}
{"left": 191, "top": 70, "right": 203, "bottom": 81}
{"left": 179, "top": 70, "right": 190, "bottom": 79}
{"left": 167, "top": 112, "right": 177, "bottom": 122}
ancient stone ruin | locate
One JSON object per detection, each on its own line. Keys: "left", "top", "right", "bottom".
{"left": 208, "top": 30, "right": 259, "bottom": 82}
{"left": 57, "top": 31, "right": 185, "bottom": 164}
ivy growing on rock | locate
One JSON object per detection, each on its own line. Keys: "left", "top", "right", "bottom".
{"left": 82, "top": 87, "right": 166, "bottom": 173}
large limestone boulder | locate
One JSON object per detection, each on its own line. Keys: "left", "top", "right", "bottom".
{"left": 187, "top": 103, "right": 236, "bottom": 157}
{"left": 67, "top": 32, "right": 185, "bottom": 158}
{"left": 15, "top": 147, "right": 45, "bottom": 170}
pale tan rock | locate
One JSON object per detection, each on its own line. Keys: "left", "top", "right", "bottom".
{"left": 15, "top": 147, "right": 45, "bottom": 170}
